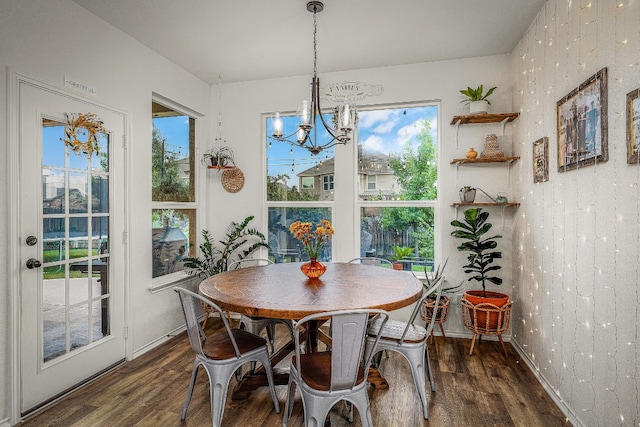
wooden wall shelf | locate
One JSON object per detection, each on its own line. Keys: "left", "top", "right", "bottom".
{"left": 450, "top": 112, "right": 519, "bottom": 125}
{"left": 450, "top": 156, "right": 520, "bottom": 165}
{"left": 451, "top": 202, "right": 520, "bottom": 207}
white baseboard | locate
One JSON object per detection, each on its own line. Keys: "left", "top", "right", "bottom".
{"left": 0, "top": 417, "right": 11, "bottom": 427}
{"left": 511, "top": 339, "right": 580, "bottom": 427}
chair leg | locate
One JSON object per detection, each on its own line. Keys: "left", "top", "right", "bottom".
{"left": 407, "top": 349, "right": 429, "bottom": 420}
{"left": 469, "top": 332, "right": 478, "bottom": 355}
{"left": 266, "top": 322, "right": 276, "bottom": 353}
{"left": 350, "top": 391, "right": 374, "bottom": 427}
{"left": 181, "top": 360, "right": 200, "bottom": 421}
{"left": 258, "top": 353, "right": 281, "bottom": 414}
{"left": 439, "top": 323, "right": 446, "bottom": 338}
{"left": 282, "top": 379, "right": 296, "bottom": 427}
{"left": 425, "top": 346, "right": 436, "bottom": 393}
{"left": 205, "top": 366, "right": 234, "bottom": 427}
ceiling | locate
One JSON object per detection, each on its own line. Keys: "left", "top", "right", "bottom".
{"left": 73, "top": 0, "right": 545, "bottom": 85}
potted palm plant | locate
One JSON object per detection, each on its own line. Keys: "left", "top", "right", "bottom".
{"left": 389, "top": 245, "right": 414, "bottom": 270}
{"left": 450, "top": 208, "right": 510, "bottom": 327}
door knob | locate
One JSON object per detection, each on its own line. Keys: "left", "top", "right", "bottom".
{"left": 26, "top": 258, "right": 42, "bottom": 269}
{"left": 26, "top": 235, "right": 38, "bottom": 246}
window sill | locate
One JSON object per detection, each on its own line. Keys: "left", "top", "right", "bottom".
{"left": 148, "top": 272, "right": 198, "bottom": 294}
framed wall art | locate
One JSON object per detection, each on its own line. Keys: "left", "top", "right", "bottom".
{"left": 626, "top": 87, "right": 640, "bottom": 164}
{"left": 556, "top": 67, "right": 608, "bottom": 172}
{"left": 533, "top": 137, "right": 549, "bottom": 183}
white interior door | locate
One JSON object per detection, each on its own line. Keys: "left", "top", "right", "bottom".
{"left": 18, "top": 79, "right": 127, "bottom": 414}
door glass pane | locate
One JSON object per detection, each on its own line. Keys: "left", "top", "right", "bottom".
{"left": 91, "top": 175, "right": 109, "bottom": 213}
{"left": 69, "top": 304, "right": 90, "bottom": 351}
{"left": 69, "top": 148, "right": 88, "bottom": 171}
{"left": 69, "top": 172, "right": 88, "bottom": 214}
{"left": 91, "top": 133, "right": 109, "bottom": 173}
{"left": 267, "top": 207, "right": 332, "bottom": 263}
{"left": 43, "top": 308, "right": 66, "bottom": 362}
{"left": 43, "top": 218, "right": 65, "bottom": 262}
{"left": 42, "top": 120, "right": 66, "bottom": 168}
{"left": 41, "top": 117, "right": 111, "bottom": 363}
{"left": 69, "top": 217, "right": 89, "bottom": 259}
{"left": 68, "top": 262, "right": 90, "bottom": 305}
{"left": 42, "top": 169, "right": 65, "bottom": 215}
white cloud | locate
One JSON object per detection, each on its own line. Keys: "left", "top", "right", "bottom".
{"left": 373, "top": 118, "right": 399, "bottom": 134}
{"left": 361, "top": 135, "right": 385, "bottom": 152}
{"left": 359, "top": 110, "right": 395, "bottom": 128}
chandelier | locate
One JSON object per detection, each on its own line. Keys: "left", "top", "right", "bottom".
{"left": 270, "top": 1, "right": 355, "bottom": 155}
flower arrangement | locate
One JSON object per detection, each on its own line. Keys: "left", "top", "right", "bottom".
{"left": 289, "top": 220, "right": 334, "bottom": 260}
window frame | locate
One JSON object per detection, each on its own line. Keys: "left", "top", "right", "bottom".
{"left": 264, "top": 101, "right": 441, "bottom": 265}
{"left": 150, "top": 95, "right": 202, "bottom": 288}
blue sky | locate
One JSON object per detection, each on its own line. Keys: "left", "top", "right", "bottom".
{"left": 267, "top": 104, "right": 438, "bottom": 178}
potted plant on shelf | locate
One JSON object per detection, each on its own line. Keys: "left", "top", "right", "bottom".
{"left": 450, "top": 208, "right": 510, "bottom": 324}
{"left": 459, "top": 186, "right": 476, "bottom": 203}
{"left": 389, "top": 245, "right": 414, "bottom": 271}
{"left": 201, "top": 146, "right": 235, "bottom": 169}
{"left": 459, "top": 84, "right": 497, "bottom": 115}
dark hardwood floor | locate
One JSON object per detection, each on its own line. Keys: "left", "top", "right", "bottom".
{"left": 19, "top": 318, "right": 570, "bottom": 427}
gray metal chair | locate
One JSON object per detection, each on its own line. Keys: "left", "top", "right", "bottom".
{"left": 347, "top": 257, "right": 393, "bottom": 268}
{"left": 174, "top": 287, "right": 280, "bottom": 427}
{"left": 364, "top": 278, "right": 444, "bottom": 420}
{"left": 228, "top": 259, "right": 295, "bottom": 352}
{"left": 282, "top": 309, "right": 389, "bottom": 427}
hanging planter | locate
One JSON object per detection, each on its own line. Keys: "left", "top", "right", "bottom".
{"left": 202, "top": 146, "right": 235, "bottom": 169}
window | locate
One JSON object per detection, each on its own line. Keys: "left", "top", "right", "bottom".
{"left": 151, "top": 100, "right": 197, "bottom": 279}
{"left": 358, "top": 105, "right": 438, "bottom": 265}
{"left": 367, "top": 175, "right": 376, "bottom": 190}
{"left": 265, "top": 103, "right": 438, "bottom": 267}
{"left": 301, "top": 176, "right": 314, "bottom": 190}
{"left": 322, "top": 175, "right": 334, "bottom": 191}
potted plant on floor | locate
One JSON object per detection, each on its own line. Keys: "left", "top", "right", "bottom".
{"left": 183, "top": 215, "right": 268, "bottom": 279}
{"left": 450, "top": 208, "right": 510, "bottom": 331}
{"left": 389, "top": 245, "right": 414, "bottom": 270}
{"left": 414, "top": 259, "right": 461, "bottom": 341}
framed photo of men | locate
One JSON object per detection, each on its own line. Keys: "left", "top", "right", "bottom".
{"left": 556, "top": 68, "right": 608, "bottom": 172}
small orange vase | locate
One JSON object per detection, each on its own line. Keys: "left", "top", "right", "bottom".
{"left": 300, "top": 259, "right": 327, "bottom": 279}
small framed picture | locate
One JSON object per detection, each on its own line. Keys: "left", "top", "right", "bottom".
{"left": 533, "top": 137, "right": 549, "bottom": 183}
{"left": 626, "top": 87, "right": 640, "bottom": 164}
{"left": 556, "top": 68, "right": 608, "bottom": 172}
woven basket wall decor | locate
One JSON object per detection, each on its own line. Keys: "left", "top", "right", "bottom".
{"left": 221, "top": 167, "right": 244, "bottom": 193}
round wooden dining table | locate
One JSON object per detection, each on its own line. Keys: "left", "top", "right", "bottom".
{"left": 199, "top": 261, "right": 423, "bottom": 398}
{"left": 199, "top": 261, "right": 423, "bottom": 320}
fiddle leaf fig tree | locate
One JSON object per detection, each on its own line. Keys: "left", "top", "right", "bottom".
{"left": 450, "top": 208, "right": 502, "bottom": 296}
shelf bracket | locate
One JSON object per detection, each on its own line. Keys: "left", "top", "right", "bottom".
{"left": 501, "top": 205, "right": 507, "bottom": 229}
{"left": 454, "top": 120, "right": 461, "bottom": 150}
{"left": 500, "top": 117, "right": 509, "bottom": 139}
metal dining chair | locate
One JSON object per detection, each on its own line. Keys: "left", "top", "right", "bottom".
{"left": 174, "top": 287, "right": 280, "bottom": 427}
{"left": 364, "top": 277, "right": 445, "bottom": 420}
{"left": 282, "top": 309, "right": 389, "bottom": 427}
{"left": 228, "top": 259, "right": 295, "bottom": 352}
{"left": 347, "top": 257, "right": 393, "bottom": 268}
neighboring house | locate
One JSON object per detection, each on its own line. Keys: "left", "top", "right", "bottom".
{"left": 297, "top": 146, "right": 398, "bottom": 201}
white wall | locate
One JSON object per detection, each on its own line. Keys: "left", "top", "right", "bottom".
{"left": 0, "top": 1, "right": 209, "bottom": 423}
{"left": 511, "top": 1, "right": 640, "bottom": 425}
{"left": 208, "top": 56, "right": 518, "bottom": 327}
